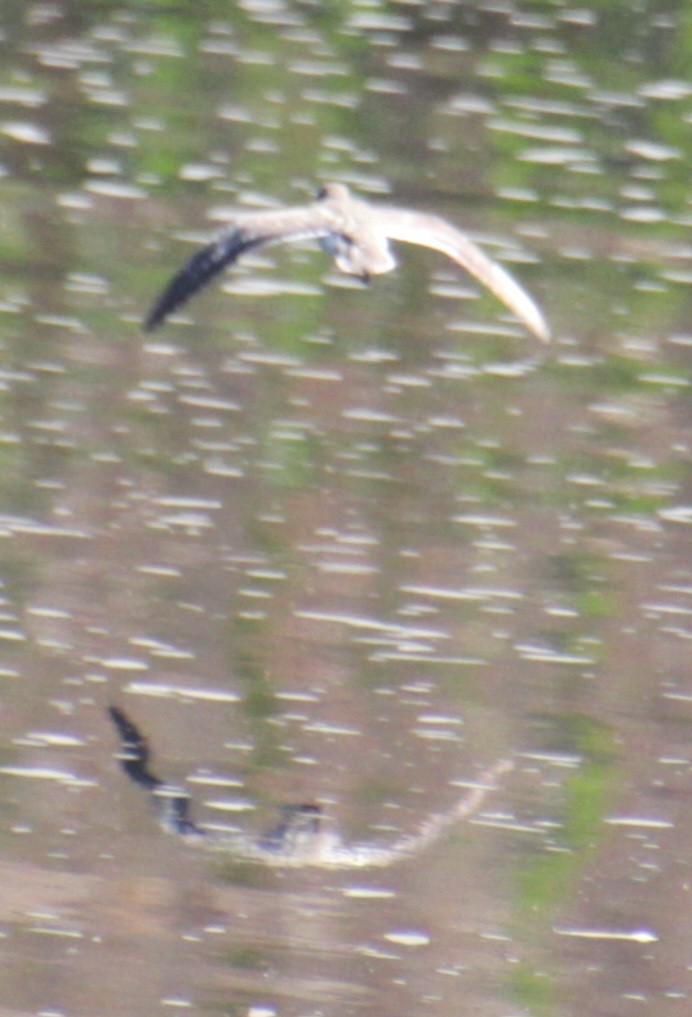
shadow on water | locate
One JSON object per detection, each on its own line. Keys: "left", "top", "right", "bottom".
{"left": 0, "top": 2, "right": 690, "bottom": 1016}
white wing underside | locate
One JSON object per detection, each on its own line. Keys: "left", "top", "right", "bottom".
{"left": 378, "top": 208, "right": 550, "bottom": 342}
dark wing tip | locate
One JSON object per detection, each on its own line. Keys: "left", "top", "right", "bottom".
{"left": 143, "top": 227, "right": 258, "bottom": 331}
{"left": 107, "top": 704, "right": 157, "bottom": 784}
{"left": 108, "top": 704, "right": 140, "bottom": 742}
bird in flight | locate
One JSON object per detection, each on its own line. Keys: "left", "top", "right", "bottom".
{"left": 144, "top": 182, "right": 550, "bottom": 341}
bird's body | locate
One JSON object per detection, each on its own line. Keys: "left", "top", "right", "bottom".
{"left": 145, "top": 182, "right": 549, "bottom": 341}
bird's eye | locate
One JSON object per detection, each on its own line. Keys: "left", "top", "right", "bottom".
{"left": 316, "top": 185, "right": 328, "bottom": 200}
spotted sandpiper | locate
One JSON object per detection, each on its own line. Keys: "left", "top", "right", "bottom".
{"left": 145, "top": 182, "right": 550, "bottom": 341}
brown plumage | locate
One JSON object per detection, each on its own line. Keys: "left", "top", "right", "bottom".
{"left": 145, "top": 182, "right": 550, "bottom": 340}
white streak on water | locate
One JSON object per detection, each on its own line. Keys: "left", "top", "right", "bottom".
{"left": 401, "top": 584, "right": 522, "bottom": 601}
{"left": 124, "top": 682, "right": 240, "bottom": 703}
{"left": 23, "top": 732, "right": 85, "bottom": 747}
{"left": 294, "top": 609, "right": 447, "bottom": 641}
{"left": 383, "top": 929, "right": 430, "bottom": 946}
{"left": 553, "top": 926, "right": 658, "bottom": 943}
{"left": 342, "top": 886, "right": 396, "bottom": 899}
{"left": 659, "top": 505, "right": 692, "bottom": 524}
{"left": 1, "top": 765, "right": 95, "bottom": 787}
{"left": 604, "top": 816, "right": 674, "bottom": 829}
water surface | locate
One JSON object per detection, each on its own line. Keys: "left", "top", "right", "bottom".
{"left": 0, "top": 3, "right": 690, "bottom": 1016}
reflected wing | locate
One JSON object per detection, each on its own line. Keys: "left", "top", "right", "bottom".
{"left": 108, "top": 704, "right": 161, "bottom": 790}
{"left": 107, "top": 706, "right": 205, "bottom": 837}
{"left": 144, "top": 205, "right": 336, "bottom": 331}
{"left": 376, "top": 208, "right": 550, "bottom": 342}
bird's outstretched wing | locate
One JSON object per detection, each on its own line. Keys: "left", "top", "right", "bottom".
{"left": 376, "top": 208, "right": 550, "bottom": 342}
{"left": 144, "top": 205, "right": 338, "bottom": 331}
{"left": 144, "top": 227, "right": 263, "bottom": 331}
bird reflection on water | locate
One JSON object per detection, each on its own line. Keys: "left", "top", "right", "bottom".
{"left": 108, "top": 706, "right": 512, "bottom": 869}
{"left": 145, "top": 182, "right": 550, "bottom": 342}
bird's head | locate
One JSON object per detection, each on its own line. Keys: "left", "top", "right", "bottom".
{"left": 316, "top": 181, "right": 351, "bottom": 202}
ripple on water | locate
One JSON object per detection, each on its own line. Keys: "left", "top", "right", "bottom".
{"left": 123, "top": 681, "right": 240, "bottom": 703}
{"left": 383, "top": 929, "right": 431, "bottom": 947}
